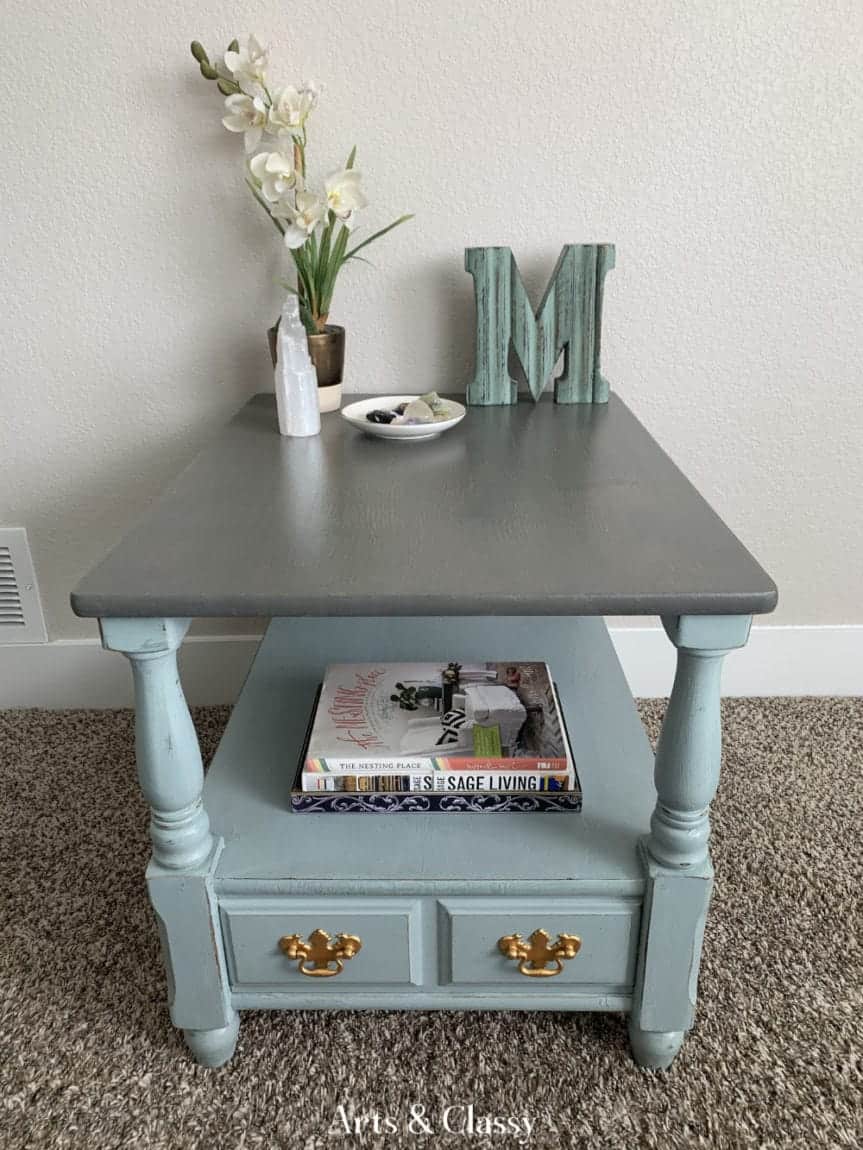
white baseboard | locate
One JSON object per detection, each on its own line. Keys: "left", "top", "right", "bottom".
{"left": 611, "top": 624, "right": 862, "bottom": 699}
{"left": 0, "top": 625, "right": 859, "bottom": 709}
{"left": 0, "top": 635, "right": 262, "bottom": 710}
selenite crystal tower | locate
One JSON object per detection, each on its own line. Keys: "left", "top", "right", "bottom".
{"left": 274, "top": 296, "right": 321, "bottom": 438}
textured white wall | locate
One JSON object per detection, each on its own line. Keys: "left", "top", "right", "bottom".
{"left": 2, "top": 1, "right": 860, "bottom": 639}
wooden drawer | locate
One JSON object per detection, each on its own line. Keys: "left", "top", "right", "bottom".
{"left": 220, "top": 898, "right": 422, "bottom": 990}
{"left": 438, "top": 897, "right": 641, "bottom": 989}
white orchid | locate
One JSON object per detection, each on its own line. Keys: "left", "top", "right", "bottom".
{"left": 324, "top": 168, "right": 368, "bottom": 227}
{"left": 249, "top": 148, "right": 297, "bottom": 203}
{"left": 223, "top": 34, "right": 269, "bottom": 98}
{"left": 273, "top": 189, "right": 327, "bottom": 249}
{"left": 268, "top": 84, "right": 318, "bottom": 136}
{"left": 222, "top": 92, "right": 268, "bottom": 152}
{"left": 194, "top": 34, "right": 412, "bottom": 333}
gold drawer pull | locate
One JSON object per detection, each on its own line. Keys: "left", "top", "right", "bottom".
{"left": 278, "top": 929, "right": 363, "bottom": 977}
{"left": 498, "top": 929, "right": 581, "bottom": 977}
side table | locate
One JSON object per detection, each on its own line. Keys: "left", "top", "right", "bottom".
{"left": 71, "top": 394, "right": 777, "bottom": 1068}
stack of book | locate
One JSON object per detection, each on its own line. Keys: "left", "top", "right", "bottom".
{"left": 292, "top": 661, "right": 582, "bottom": 814}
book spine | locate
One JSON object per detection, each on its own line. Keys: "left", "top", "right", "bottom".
{"left": 291, "top": 791, "right": 584, "bottom": 814}
{"left": 304, "top": 756, "right": 570, "bottom": 775}
{"left": 301, "top": 770, "right": 575, "bottom": 793}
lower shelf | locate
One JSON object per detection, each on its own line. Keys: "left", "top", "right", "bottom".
{"left": 204, "top": 616, "right": 657, "bottom": 887}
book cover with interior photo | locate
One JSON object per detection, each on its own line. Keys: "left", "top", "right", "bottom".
{"left": 300, "top": 661, "right": 579, "bottom": 794}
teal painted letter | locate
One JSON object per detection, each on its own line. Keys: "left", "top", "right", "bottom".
{"left": 465, "top": 244, "right": 615, "bottom": 405}
{"left": 464, "top": 247, "right": 516, "bottom": 405}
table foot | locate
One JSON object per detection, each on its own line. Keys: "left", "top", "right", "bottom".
{"left": 183, "top": 1012, "right": 240, "bottom": 1067}
{"left": 628, "top": 1024, "right": 684, "bottom": 1069}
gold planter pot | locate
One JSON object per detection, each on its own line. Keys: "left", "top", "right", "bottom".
{"left": 268, "top": 322, "right": 345, "bottom": 413}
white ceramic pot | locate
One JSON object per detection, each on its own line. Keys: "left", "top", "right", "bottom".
{"left": 318, "top": 382, "right": 342, "bottom": 414}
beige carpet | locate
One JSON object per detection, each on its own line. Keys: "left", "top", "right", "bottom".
{"left": 0, "top": 700, "right": 860, "bottom": 1149}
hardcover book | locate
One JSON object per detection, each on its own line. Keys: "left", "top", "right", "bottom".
{"left": 300, "top": 661, "right": 578, "bottom": 795}
{"left": 289, "top": 784, "right": 583, "bottom": 815}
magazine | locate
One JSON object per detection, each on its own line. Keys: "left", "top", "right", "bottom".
{"left": 301, "top": 661, "right": 577, "bottom": 792}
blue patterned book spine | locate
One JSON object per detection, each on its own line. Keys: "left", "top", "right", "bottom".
{"left": 290, "top": 790, "right": 583, "bottom": 814}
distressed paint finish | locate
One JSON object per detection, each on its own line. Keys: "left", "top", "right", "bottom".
{"left": 465, "top": 243, "right": 615, "bottom": 405}
{"left": 149, "top": 848, "right": 236, "bottom": 1040}
{"left": 580, "top": 243, "right": 616, "bottom": 404}
{"left": 75, "top": 384, "right": 774, "bottom": 1072}
{"left": 465, "top": 247, "right": 516, "bottom": 405}
{"left": 100, "top": 617, "right": 213, "bottom": 869}
{"left": 628, "top": 1027, "right": 686, "bottom": 1070}
{"left": 230, "top": 990, "right": 633, "bottom": 1012}
{"left": 648, "top": 614, "right": 752, "bottom": 869}
{"left": 100, "top": 616, "right": 238, "bottom": 1065}
{"left": 629, "top": 613, "right": 752, "bottom": 1068}
{"left": 148, "top": 846, "right": 232, "bottom": 1026}
{"left": 90, "top": 610, "right": 760, "bottom": 1069}
{"left": 629, "top": 849, "right": 712, "bottom": 1067}
{"left": 183, "top": 1015, "right": 240, "bottom": 1068}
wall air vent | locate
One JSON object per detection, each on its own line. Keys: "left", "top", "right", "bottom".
{"left": 0, "top": 528, "right": 48, "bottom": 644}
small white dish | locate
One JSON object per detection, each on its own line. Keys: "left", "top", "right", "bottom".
{"left": 341, "top": 395, "right": 466, "bottom": 441}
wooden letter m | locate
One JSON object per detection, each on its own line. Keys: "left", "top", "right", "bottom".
{"left": 465, "top": 244, "right": 615, "bottom": 405}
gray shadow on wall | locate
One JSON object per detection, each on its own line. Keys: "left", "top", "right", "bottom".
{"left": 388, "top": 255, "right": 476, "bottom": 394}
{"left": 392, "top": 247, "right": 573, "bottom": 399}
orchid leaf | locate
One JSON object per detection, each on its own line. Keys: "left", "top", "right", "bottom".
{"left": 316, "top": 219, "right": 333, "bottom": 300}
{"left": 346, "top": 214, "right": 413, "bottom": 260}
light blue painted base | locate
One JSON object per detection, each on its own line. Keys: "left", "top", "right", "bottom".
{"left": 103, "top": 613, "right": 750, "bottom": 1069}
{"left": 183, "top": 1012, "right": 240, "bottom": 1067}
{"left": 628, "top": 1025, "right": 685, "bottom": 1070}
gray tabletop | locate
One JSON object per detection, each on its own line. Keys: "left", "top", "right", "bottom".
{"left": 71, "top": 393, "right": 777, "bottom": 619}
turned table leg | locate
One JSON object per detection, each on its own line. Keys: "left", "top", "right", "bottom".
{"left": 629, "top": 614, "right": 751, "bottom": 1069}
{"left": 100, "top": 618, "right": 238, "bottom": 1066}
